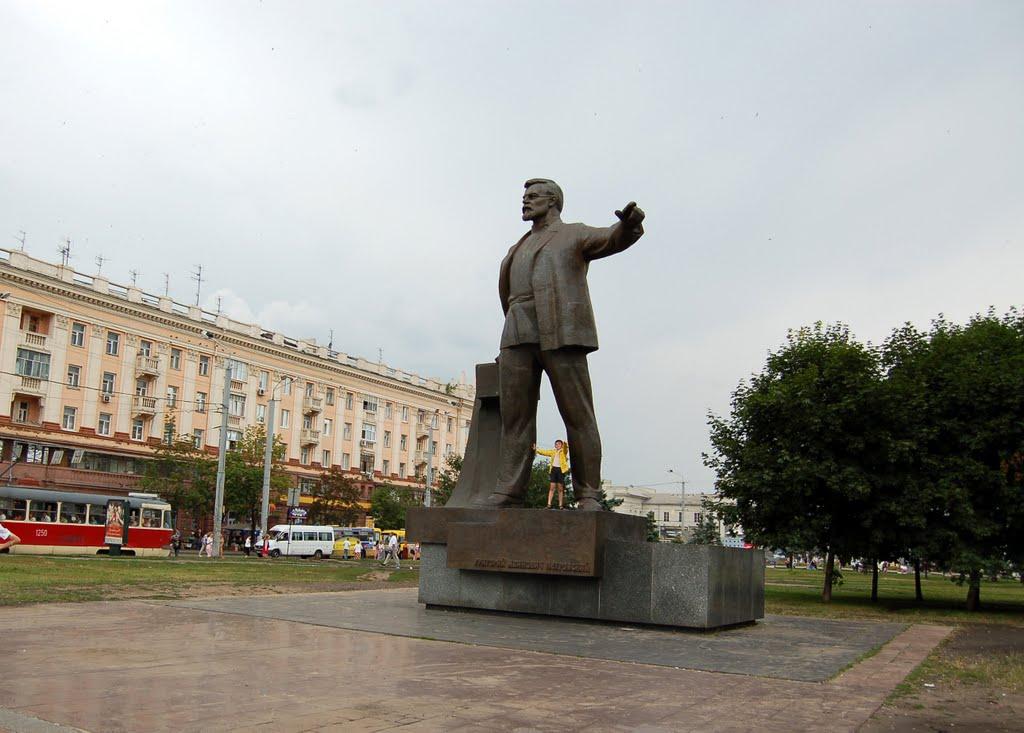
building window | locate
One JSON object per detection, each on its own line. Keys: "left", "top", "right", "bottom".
{"left": 106, "top": 331, "right": 120, "bottom": 356}
{"left": 385, "top": 402, "right": 393, "bottom": 419}
{"left": 227, "top": 430, "right": 241, "bottom": 451}
{"left": 97, "top": 413, "right": 111, "bottom": 436}
{"left": 66, "top": 365, "right": 81, "bottom": 387}
{"left": 400, "top": 434, "right": 407, "bottom": 451}
{"left": 16, "top": 401, "right": 29, "bottom": 422}
{"left": 131, "top": 418, "right": 145, "bottom": 441}
{"left": 305, "top": 382, "right": 315, "bottom": 397}
{"left": 445, "top": 443, "right": 452, "bottom": 456}
{"left": 362, "top": 423, "right": 376, "bottom": 442}
{"left": 196, "top": 392, "right": 207, "bottom": 413}
{"left": 226, "top": 359, "right": 248, "bottom": 381}
{"left": 447, "top": 417, "right": 454, "bottom": 433}
{"left": 302, "top": 415, "right": 313, "bottom": 430}
{"left": 363, "top": 396, "right": 377, "bottom": 413}
{"left": 300, "top": 447, "right": 311, "bottom": 465}
{"left": 282, "top": 376, "right": 292, "bottom": 395}
{"left": 229, "top": 394, "right": 246, "bottom": 417}
{"left": 431, "top": 413, "right": 438, "bottom": 428}
{"left": 342, "top": 453, "right": 350, "bottom": 469}
{"left": 256, "top": 403, "right": 265, "bottom": 423}
{"left": 62, "top": 406, "right": 77, "bottom": 431}
{"left": 401, "top": 406, "right": 409, "bottom": 422}
{"left": 166, "top": 385, "right": 178, "bottom": 408}
{"left": 399, "top": 462, "right": 406, "bottom": 478}
{"left": 383, "top": 431, "right": 391, "bottom": 448}
{"left": 345, "top": 392, "right": 353, "bottom": 409}
{"left": 139, "top": 340, "right": 152, "bottom": 357}
{"left": 323, "top": 418, "right": 332, "bottom": 436}
{"left": 135, "top": 378, "right": 149, "bottom": 396}
{"left": 678, "top": 512, "right": 683, "bottom": 522}
{"left": 193, "top": 429, "right": 204, "bottom": 449}
{"left": 343, "top": 423, "right": 352, "bottom": 440}
{"left": 15, "top": 348, "right": 50, "bottom": 379}
{"left": 431, "top": 440, "right": 438, "bottom": 456}
{"left": 101, "top": 372, "right": 115, "bottom": 394}
{"left": 694, "top": 513, "right": 702, "bottom": 524}
{"left": 199, "top": 355, "right": 210, "bottom": 376}
{"left": 70, "top": 322, "right": 86, "bottom": 347}
{"left": 382, "top": 459, "right": 390, "bottom": 475}
{"left": 170, "top": 348, "right": 182, "bottom": 370}
{"left": 325, "top": 388, "right": 335, "bottom": 406}
{"left": 280, "top": 409, "right": 290, "bottom": 428}
{"left": 663, "top": 512, "right": 669, "bottom": 522}
{"left": 258, "top": 371, "right": 269, "bottom": 391}
{"left": 322, "top": 450, "right": 331, "bottom": 466}
{"left": 360, "top": 454, "right": 374, "bottom": 473}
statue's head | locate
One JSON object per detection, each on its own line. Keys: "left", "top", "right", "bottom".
{"left": 522, "top": 178, "right": 563, "bottom": 222}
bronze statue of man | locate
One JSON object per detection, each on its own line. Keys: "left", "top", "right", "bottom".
{"left": 478, "top": 178, "right": 645, "bottom": 511}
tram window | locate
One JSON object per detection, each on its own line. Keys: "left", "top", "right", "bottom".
{"left": 141, "top": 508, "right": 161, "bottom": 528}
{"left": 0, "top": 497, "right": 27, "bottom": 521}
{"left": 30, "top": 501, "right": 58, "bottom": 522}
{"left": 87, "top": 505, "right": 106, "bottom": 525}
{"left": 59, "top": 503, "right": 88, "bottom": 524}
{"left": 162, "top": 511, "right": 173, "bottom": 529}
{"left": 129, "top": 509, "right": 141, "bottom": 527}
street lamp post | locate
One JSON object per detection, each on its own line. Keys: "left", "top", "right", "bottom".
{"left": 212, "top": 364, "right": 232, "bottom": 558}
{"left": 668, "top": 468, "right": 685, "bottom": 540}
{"left": 260, "top": 376, "right": 290, "bottom": 538}
{"left": 424, "top": 411, "right": 436, "bottom": 507}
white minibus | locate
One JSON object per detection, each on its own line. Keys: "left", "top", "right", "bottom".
{"left": 265, "top": 524, "right": 335, "bottom": 559}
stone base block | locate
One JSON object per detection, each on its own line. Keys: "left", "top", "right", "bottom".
{"left": 419, "top": 540, "right": 765, "bottom": 629}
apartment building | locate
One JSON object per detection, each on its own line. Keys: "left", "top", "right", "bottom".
{"left": 0, "top": 248, "right": 474, "bottom": 526}
{"left": 604, "top": 484, "right": 743, "bottom": 544}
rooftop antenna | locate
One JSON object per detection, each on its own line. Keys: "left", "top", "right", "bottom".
{"left": 58, "top": 238, "right": 72, "bottom": 266}
{"left": 14, "top": 231, "right": 26, "bottom": 250}
{"left": 328, "top": 328, "right": 334, "bottom": 351}
{"left": 129, "top": 269, "right": 140, "bottom": 287}
{"left": 378, "top": 347, "right": 383, "bottom": 365}
{"left": 94, "top": 254, "right": 108, "bottom": 276}
{"left": 190, "top": 264, "right": 203, "bottom": 306}
{"left": 216, "top": 295, "right": 222, "bottom": 315}
{"left": 162, "top": 273, "right": 170, "bottom": 297}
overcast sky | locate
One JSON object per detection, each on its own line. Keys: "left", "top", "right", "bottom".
{"left": 2, "top": 1, "right": 1021, "bottom": 491}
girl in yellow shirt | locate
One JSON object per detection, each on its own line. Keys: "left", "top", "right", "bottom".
{"left": 535, "top": 440, "right": 570, "bottom": 509}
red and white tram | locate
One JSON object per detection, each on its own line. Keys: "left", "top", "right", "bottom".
{"left": 0, "top": 486, "right": 172, "bottom": 557}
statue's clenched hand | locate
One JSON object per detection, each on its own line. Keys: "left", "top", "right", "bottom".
{"left": 615, "top": 201, "right": 645, "bottom": 229}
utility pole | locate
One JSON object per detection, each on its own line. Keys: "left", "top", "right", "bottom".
{"left": 213, "top": 364, "right": 232, "bottom": 558}
{"left": 424, "top": 411, "right": 436, "bottom": 507}
{"left": 260, "top": 398, "right": 276, "bottom": 538}
{"left": 668, "top": 468, "right": 685, "bottom": 539}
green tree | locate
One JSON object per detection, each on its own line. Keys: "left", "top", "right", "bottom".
{"left": 433, "top": 453, "right": 462, "bottom": 507}
{"left": 140, "top": 436, "right": 215, "bottom": 526}
{"left": 224, "top": 425, "right": 290, "bottom": 537}
{"left": 706, "top": 323, "right": 890, "bottom": 601}
{"left": 308, "top": 467, "right": 363, "bottom": 525}
{"left": 688, "top": 498, "right": 722, "bottom": 545}
{"left": 369, "top": 484, "right": 421, "bottom": 530}
{"left": 645, "top": 511, "right": 660, "bottom": 542}
{"left": 884, "top": 311, "right": 1024, "bottom": 610}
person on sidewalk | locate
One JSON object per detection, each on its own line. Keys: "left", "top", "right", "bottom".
{"left": 0, "top": 522, "right": 21, "bottom": 552}
{"left": 341, "top": 538, "right": 352, "bottom": 560}
{"left": 384, "top": 533, "right": 401, "bottom": 570}
{"left": 171, "top": 530, "right": 181, "bottom": 558}
{"left": 535, "top": 440, "right": 570, "bottom": 509}
{"left": 243, "top": 534, "right": 252, "bottom": 558}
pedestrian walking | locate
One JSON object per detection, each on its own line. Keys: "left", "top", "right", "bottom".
{"left": 243, "top": 534, "right": 252, "bottom": 557}
{"left": 353, "top": 541, "right": 362, "bottom": 561}
{"left": 0, "top": 521, "right": 21, "bottom": 552}
{"left": 171, "top": 530, "right": 181, "bottom": 558}
{"left": 202, "top": 532, "right": 213, "bottom": 557}
{"left": 342, "top": 538, "right": 352, "bottom": 560}
{"left": 382, "top": 533, "right": 401, "bottom": 570}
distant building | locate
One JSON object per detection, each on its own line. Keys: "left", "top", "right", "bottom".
{"left": 602, "top": 483, "right": 743, "bottom": 544}
{"left": 0, "top": 248, "right": 474, "bottom": 531}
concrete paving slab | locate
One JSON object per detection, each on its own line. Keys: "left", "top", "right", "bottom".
{"left": 0, "top": 593, "right": 950, "bottom": 733}
{"left": 168, "top": 587, "right": 904, "bottom": 682}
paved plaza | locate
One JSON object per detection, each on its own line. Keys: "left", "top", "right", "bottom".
{"left": 0, "top": 588, "right": 951, "bottom": 732}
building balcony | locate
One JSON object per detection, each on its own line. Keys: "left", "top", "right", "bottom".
{"left": 300, "top": 428, "right": 320, "bottom": 445}
{"left": 228, "top": 415, "right": 242, "bottom": 428}
{"left": 414, "top": 450, "right": 429, "bottom": 465}
{"left": 14, "top": 375, "right": 47, "bottom": 397}
{"left": 131, "top": 395, "right": 158, "bottom": 416}
{"left": 11, "top": 415, "right": 43, "bottom": 428}
{"left": 231, "top": 379, "right": 247, "bottom": 393}
{"left": 416, "top": 425, "right": 430, "bottom": 439}
{"left": 22, "top": 331, "right": 48, "bottom": 349}
{"left": 359, "top": 438, "right": 375, "bottom": 451}
{"left": 135, "top": 354, "right": 160, "bottom": 376}
{"left": 302, "top": 395, "right": 323, "bottom": 414}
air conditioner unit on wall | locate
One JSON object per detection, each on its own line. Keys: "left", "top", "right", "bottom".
{"left": 101, "top": 394, "right": 111, "bottom": 403}
{"left": 257, "top": 388, "right": 266, "bottom": 396}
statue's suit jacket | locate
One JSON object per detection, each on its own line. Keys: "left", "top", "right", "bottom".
{"left": 498, "top": 220, "right": 644, "bottom": 353}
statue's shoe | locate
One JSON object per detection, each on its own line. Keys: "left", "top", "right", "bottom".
{"left": 576, "top": 497, "right": 603, "bottom": 511}
{"left": 473, "top": 492, "right": 524, "bottom": 508}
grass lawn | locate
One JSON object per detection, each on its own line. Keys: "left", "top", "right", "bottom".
{"left": 0, "top": 554, "right": 418, "bottom": 605}
{"left": 765, "top": 567, "right": 1024, "bottom": 626}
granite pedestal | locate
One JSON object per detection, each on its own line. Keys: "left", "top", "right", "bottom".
{"left": 408, "top": 507, "right": 764, "bottom": 629}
